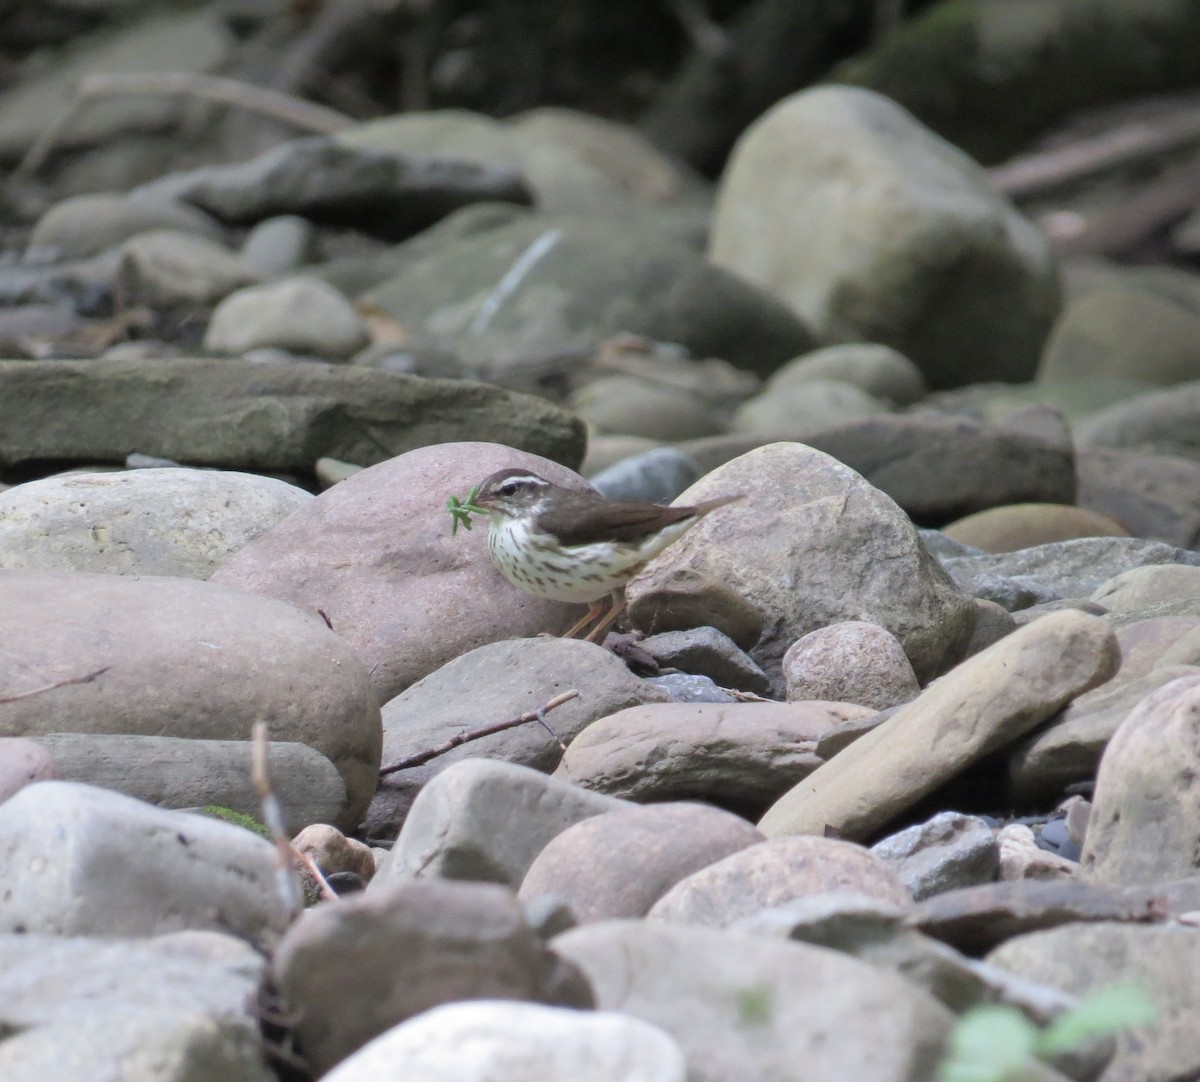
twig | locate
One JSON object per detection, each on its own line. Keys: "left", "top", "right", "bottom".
{"left": 379, "top": 689, "right": 579, "bottom": 776}
{"left": 251, "top": 721, "right": 338, "bottom": 913}
{"left": 989, "top": 105, "right": 1200, "bottom": 199}
{"left": 467, "top": 228, "right": 562, "bottom": 335}
{"left": 0, "top": 666, "right": 109, "bottom": 704}
{"left": 12, "top": 72, "right": 353, "bottom": 180}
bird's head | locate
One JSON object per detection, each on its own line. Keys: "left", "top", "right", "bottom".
{"left": 472, "top": 469, "right": 553, "bottom": 520}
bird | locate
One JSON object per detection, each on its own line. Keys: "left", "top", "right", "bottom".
{"left": 468, "top": 468, "right": 741, "bottom": 642}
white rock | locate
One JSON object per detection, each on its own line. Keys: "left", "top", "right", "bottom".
{"left": 322, "top": 1001, "right": 687, "bottom": 1082}
{"left": 204, "top": 277, "right": 369, "bottom": 359}
{"left": 0, "top": 781, "right": 291, "bottom": 939}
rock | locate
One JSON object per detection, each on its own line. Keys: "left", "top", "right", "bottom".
{"left": 205, "top": 277, "right": 370, "bottom": 359}
{"left": 625, "top": 566, "right": 764, "bottom": 651}
{"left": 941, "top": 537, "right": 1200, "bottom": 603}
{"left": 573, "top": 376, "right": 724, "bottom": 440}
{"left": 909, "top": 879, "right": 1163, "bottom": 956}
{"left": 589, "top": 447, "right": 701, "bottom": 504}
{"left": 1077, "top": 447, "right": 1200, "bottom": 549}
{"left": 962, "top": 597, "right": 1018, "bottom": 656}
{"left": 1082, "top": 676, "right": 1200, "bottom": 884}
{"left": 734, "top": 893, "right": 1082, "bottom": 1038}
{"left": 1039, "top": 285, "right": 1200, "bottom": 385}
{"left": 383, "top": 759, "right": 628, "bottom": 887}
{"left": 271, "top": 879, "right": 591, "bottom": 1074}
{"left": 1091, "top": 564, "right": 1200, "bottom": 610}
{"left": 0, "top": 930, "right": 270, "bottom": 1082}
{"left": 553, "top": 920, "right": 952, "bottom": 1082}
{"left": 757, "top": 610, "right": 1119, "bottom": 840}
{"left": 320, "top": 1001, "right": 686, "bottom": 1082}
{"left": 764, "top": 343, "right": 927, "bottom": 406}
{"left": 212, "top": 444, "right": 589, "bottom": 707}
{"left": 360, "top": 215, "right": 814, "bottom": 376}
{"left": 1006, "top": 665, "right": 1200, "bottom": 806}
{"left": 1075, "top": 380, "right": 1200, "bottom": 460}
{"left": 518, "top": 802, "right": 763, "bottom": 922}
{"left": 783, "top": 621, "right": 920, "bottom": 710}
{"left": 0, "top": 738, "right": 56, "bottom": 803}
{"left": 987, "top": 923, "right": 1200, "bottom": 1082}
{"left": 339, "top": 106, "right": 708, "bottom": 218}
{"left": 801, "top": 408, "right": 1077, "bottom": 523}
{"left": 0, "top": 569, "right": 380, "bottom": 826}
{"left": 635, "top": 626, "right": 770, "bottom": 694}
{"left": 239, "top": 214, "right": 316, "bottom": 277}
{"left": 136, "top": 135, "right": 533, "bottom": 241}
{"left": 0, "top": 467, "right": 311, "bottom": 578}
{"left": 643, "top": 673, "right": 738, "bottom": 703}
{"left": 709, "top": 86, "right": 1059, "bottom": 389}
{"left": 27, "top": 193, "right": 224, "bottom": 261}
{"left": 371, "top": 637, "right": 669, "bottom": 835}
{"left": 943, "top": 504, "right": 1130, "bottom": 554}
{"left": 648, "top": 836, "right": 910, "bottom": 926}
{"left": 315, "top": 456, "right": 362, "bottom": 487}
{"left": 626, "top": 442, "right": 976, "bottom": 691}
{"left": 871, "top": 812, "right": 999, "bottom": 901}
{"left": 998, "top": 825, "right": 1077, "bottom": 882}
{"left": 581, "top": 435, "right": 664, "bottom": 477}
{"left": 0, "top": 782, "right": 290, "bottom": 939}
{"left": 731, "top": 379, "right": 891, "bottom": 440}
{"left": 116, "top": 229, "right": 258, "bottom": 307}
{"left": 0, "top": 358, "right": 584, "bottom": 473}
{"left": 31, "top": 733, "right": 348, "bottom": 834}
{"left": 292, "top": 824, "right": 376, "bottom": 884}
{"left": 556, "top": 701, "right": 871, "bottom": 814}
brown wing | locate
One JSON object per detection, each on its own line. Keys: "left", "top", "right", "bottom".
{"left": 537, "top": 492, "right": 741, "bottom": 546}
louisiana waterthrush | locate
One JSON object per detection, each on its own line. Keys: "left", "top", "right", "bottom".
{"left": 466, "top": 468, "right": 741, "bottom": 641}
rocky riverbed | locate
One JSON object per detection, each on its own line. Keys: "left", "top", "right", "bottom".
{"left": 5, "top": 4, "right": 1200, "bottom": 1080}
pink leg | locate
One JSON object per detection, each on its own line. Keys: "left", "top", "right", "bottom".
{"left": 563, "top": 598, "right": 608, "bottom": 640}
{"left": 583, "top": 592, "right": 625, "bottom": 643}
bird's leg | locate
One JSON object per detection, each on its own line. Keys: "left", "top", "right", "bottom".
{"left": 563, "top": 598, "right": 608, "bottom": 640}
{"left": 583, "top": 590, "right": 625, "bottom": 643}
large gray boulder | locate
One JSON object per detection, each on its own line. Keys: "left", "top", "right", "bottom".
{"left": 709, "top": 86, "right": 1060, "bottom": 389}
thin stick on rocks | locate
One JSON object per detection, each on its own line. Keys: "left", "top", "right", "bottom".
{"left": 379, "top": 689, "right": 579, "bottom": 777}
{"left": 251, "top": 721, "right": 338, "bottom": 912}
{"left": 13, "top": 72, "right": 354, "bottom": 180}
{"left": 0, "top": 666, "right": 110, "bottom": 704}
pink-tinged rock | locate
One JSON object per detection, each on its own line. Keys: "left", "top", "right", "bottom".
{"left": 213, "top": 442, "right": 593, "bottom": 701}
{"left": 648, "top": 836, "right": 910, "bottom": 927}
{"left": 518, "top": 802, "right": 763, "bottom": 923}
{"left": 0, "top": 738, "right": 56, "bottom": 803}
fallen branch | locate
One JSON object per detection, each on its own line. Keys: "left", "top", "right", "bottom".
{"left": 0, "top": 666, "right": 110, "bottom": 704}
{"left": 379, "top": 689, "right": 579, "bottom": 776}
{"left": 989, "top": 105, "right": 1200, "bottom": 199}
{"left": 252, "top": 721, "right": 338, "bottom": 913}
{"left": 13, "top": 72, "right": 354, "bottom": 180}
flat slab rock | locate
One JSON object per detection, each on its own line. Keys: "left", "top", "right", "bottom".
{"left": 0, "top": 568, "right": 381, "bottom": 825}
{"left": 907, "top": 878, "right": 1166, "bottom": 956}
{"left": 556, "top": 700, "right": 873, "bottom": 816}
{"left": 0, "top": 357, "right": 584, "bottom": 473}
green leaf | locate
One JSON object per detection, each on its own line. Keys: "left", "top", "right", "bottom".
{"left": 447, "top": 485, "right": 485, "bottom": 536}
{"left": 939, "top": 1006, "right": 1038, "bottom": 1082}
{"left": 1036, "top": 985, "right": 1156, "bottom": 1057}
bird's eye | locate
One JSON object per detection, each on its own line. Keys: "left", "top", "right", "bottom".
{"left": 496, "top": 481, "right": 520, "bottom": 497}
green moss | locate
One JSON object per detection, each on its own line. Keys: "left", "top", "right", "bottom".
{"left": 203, "top": 805, "right": 271, "bottom": 839}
